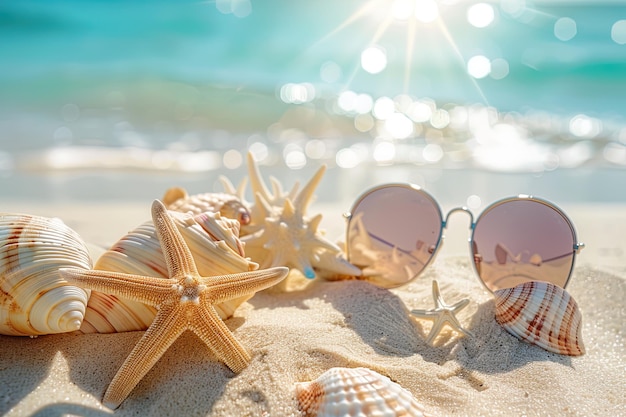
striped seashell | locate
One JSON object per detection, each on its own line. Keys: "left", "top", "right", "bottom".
{"left": 80, "top": 209, "right": 258, "bottom": 333}
{"left": 0, "top": 213, "right": 92, "bottom": 336}
{"left": 163, "top": 186, "right": 251, "bottom": 225}
{"left": 295, "top": 367, "right": 430, "bottom": 417}
{"left": 494, "top": 281, "right": 585, "bottom": 356}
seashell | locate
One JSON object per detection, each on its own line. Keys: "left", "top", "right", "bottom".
{"left": 0, "top": 213, "right": 92, "bottom": 336}
{"left": 80, "top": 209, "right": 258, "bottom": 333}
{"left": 494, "top": 281, "right": 585, "bottom": 356}
{"left": 295, "top": 367, "right": 430, "bottom": 417}
{"left": 163, "top": 186, "right": 251, "bottom": 225}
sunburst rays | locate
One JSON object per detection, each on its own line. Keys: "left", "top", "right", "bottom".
{"left": 310, "top": 0, "right": 490, "bottom": 103}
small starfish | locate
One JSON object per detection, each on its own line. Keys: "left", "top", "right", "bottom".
{"left": 410, "top": 280, "right": 473, "bottom": 345}
{"left": 60, "top": 200, "right": 288, "bottom": 409}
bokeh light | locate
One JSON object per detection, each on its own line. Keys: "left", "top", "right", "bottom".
{"left": 467, "top": 3, "right": 495, "bottom": 28}
{"left": 361, "top": 46, "right": 387, "bottom": 74}
{"left": 280, "top": 83, "right": 315, "bottom": 104}
{"left": 216, "top": 0, "right": 252, "bottom": 18}
{"left": 467, "top": 55, "right": 491, "bottom": 79}
{"left": 223, "top": 149, "right": 243, "bottom": 169}
{"left": 354, "top": 113, "right": 375, "bottom": 132}
{"left": 490, "top": 58, "right": 510, "bottom": 80}
{"left": 500, "top": 0, "right": 526, "bottom": 18}
{"left": 373, "top": 141, "right": 396, "bottom": 163}
{"left": 407, "top": 100, "right": 434, "bottom": 123}
{"left": 423, "top": 144, "right": 444, "bottom": 162}
{"left": 336, "top": 147, "right": 359, "bottom": 168}
{"left": 283, "top": 144, "right": 307, "bottom": 169}
{"left": 569, "top": 114, "right": 602, "bottom": 138}
{"left": 611, "top": 20, "right": 626, "bottom": 44}
{"left": 392, "top": 0, "right": 415, "bottom": 20}
{"left": 430, "top": 109, "right": 450, "bottom": 129}
{"left": 384, "top": 112, "right": 414, "bottom": 139}
{"left": 248, "top": 141, "right": 269, "bottom": 162}
{"left": 373, "top": 96, "right": 396, "bottom": 120}
{"left": 320, "top": 61, "right": 342, "bottom": 83}
{"left": 305, "top": 139, "right": 327, "bottom": 159}
{"left": 554, "top": 17, "right": 577, "bottom": 41}
{"left": 466, "top": 195, "right": 482, "bottom": 209}
{"left": 415, "top": 0, "right": 439, "bottom": 23}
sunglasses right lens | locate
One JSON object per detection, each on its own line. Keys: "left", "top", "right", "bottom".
{"left": 346, "top": 185, "right": 442, "bottom": 288}
{"left": 472, "top": 199, "right": 576, "bottom": 292}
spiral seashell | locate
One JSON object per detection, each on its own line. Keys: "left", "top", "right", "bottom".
{"left": 494, "top": 281, "right": 585, "bottom": 356}
{"left": 295, "top": 367, "right": 431, "bottom": 417}
{"left": 0, "top": 214, "right": 92, "bottom": 336}
{"left": 163, "top": 186, "right": 251, "bottom": 225}
{"left": 80, "top": 209, "right": 258, "bottom": 333}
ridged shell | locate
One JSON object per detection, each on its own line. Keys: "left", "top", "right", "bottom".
{"left": 295, "top": 367, "right": 430, "bottom": 417}
{"left": 80, "top": 210, "right": 258, "bottom": 333}
{"left": 163, "top": 186, "right": 251, "bottom": 225}
{"left": 0, "top": 214, "right": 92, "bottom": 336}
{"left": 494, "top": 281, "right": 585, "bottom": 356}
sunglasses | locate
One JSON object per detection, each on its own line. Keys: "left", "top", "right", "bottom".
{"left": 343, "top": 183, "right": 585, "bottom": 292}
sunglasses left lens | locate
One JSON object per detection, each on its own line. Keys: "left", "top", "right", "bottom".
{"left": 346, "top": 185, "right": 442, "bottom": 288}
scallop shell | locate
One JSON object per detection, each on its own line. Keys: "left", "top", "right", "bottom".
{"left": 295, "top": 367, "right": 430, "bottom": 417}
{"left": 163, "top": 186, "right": 251, "bottom": 225}
{"left": 80, "top": 209, "right": 258, "bottom": 333}
{"left": 0, "top": 213, "right": 92, "bottom": 336}
{"left": 494, "top": 281, "right": 585, "bottom": 356}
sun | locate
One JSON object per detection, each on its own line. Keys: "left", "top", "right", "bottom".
{"left": 313, "top": 0, "right": 489, "bottom": 103}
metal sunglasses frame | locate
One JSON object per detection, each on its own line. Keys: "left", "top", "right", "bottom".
{"left": 343, "top": 183, "right": 585, "bottom": 291}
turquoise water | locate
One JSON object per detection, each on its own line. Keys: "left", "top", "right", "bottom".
{"left": 1, "top": 0, "right": 625, "bottom": 112}
{"left": 0, "top": 0, "right": 625, "bottom": 202}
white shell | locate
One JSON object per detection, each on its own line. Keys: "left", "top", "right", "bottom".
{"left": 494, "top": 281, "right": 585, "bottom": 356}
{"left": 163, "top": 187, "right": 251, "bottom": 225}
{"left": 0, "top": 213, "right": 92, "bottom": 336}
{"left": 81, "top": 210, "right": 258, "bottom": 333}
{"left": 295, "top": 367, "right": 430, "bottom": 417}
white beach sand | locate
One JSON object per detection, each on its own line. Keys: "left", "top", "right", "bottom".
{"left": 0, "top": 200, "right": 624, "bottom": 416}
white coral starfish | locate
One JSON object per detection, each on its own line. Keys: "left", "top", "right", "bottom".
{"left": 227, "top": 152, "right": 361, "bottom": 284}
{"left": 410, "top": 280, "right": 473, "bottom": 345}
{"left": 61, "top": 200, "right": 288, "bottom": 409}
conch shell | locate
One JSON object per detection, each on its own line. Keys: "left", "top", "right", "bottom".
{"left": 80, "top": 209, "right": 258, "bottom": 333}
{"left": 295, "top": 367, "right": 431, "bottom": 417}
{"left": 163, "top": 187, "right": 251, "bottom": 225}
{"left": 494, "top": 281, "right": 585, "bottom": 356}
{"left": 0, "top": 213, "right": 92, "bottom": 336}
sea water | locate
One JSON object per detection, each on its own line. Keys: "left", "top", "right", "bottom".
{"left": 0, "top": 0, "right": 625, "bottom": 204}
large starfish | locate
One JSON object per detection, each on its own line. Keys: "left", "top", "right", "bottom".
{"left": 60, "top": 200, "right": 288, "bottom": 409}
{"left": 410, "top": 280, "right": 473, "bottom": 345}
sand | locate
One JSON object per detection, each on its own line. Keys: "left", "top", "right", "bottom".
{"left": 0, "top": 200, "right": 624, "bottom": 417}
